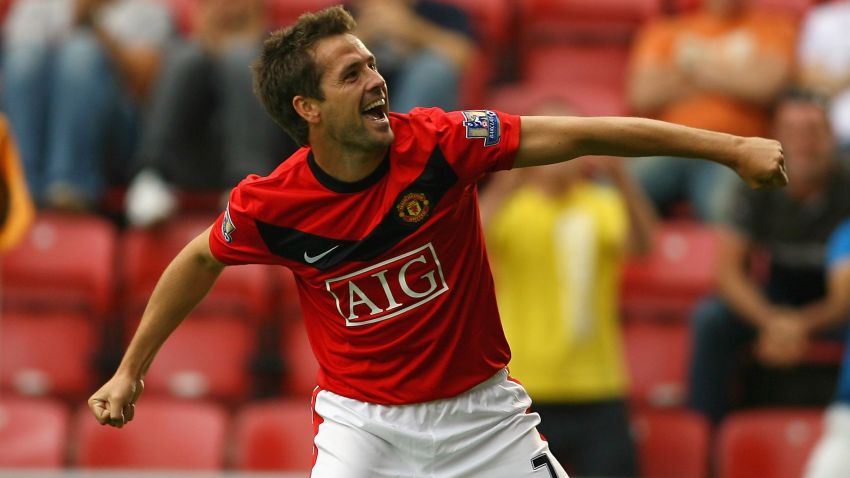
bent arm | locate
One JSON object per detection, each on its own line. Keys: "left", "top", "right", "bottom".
{"left": 798, "top": 259, "right": 850, "bottom": 332}
{"left": 715, "top": 227, "right": 778, "bottom": 327}
{"left": 514, "top": 116, "right": 787, "bottom": 189}
{"left": 117, "top": 226, "right": 225, "bottom": 379}
{"left": 89, "top": 227, "right": 224, "bottom": 426}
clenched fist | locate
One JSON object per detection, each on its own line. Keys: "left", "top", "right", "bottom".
{"left": 732, "top": 137, "right": 788, "bottom": 190}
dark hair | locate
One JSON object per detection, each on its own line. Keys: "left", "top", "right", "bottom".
{"left": 252, "top": 5, "right": 357, "bottom": 146}
{"left": 775, "top": 86, "right": 831, "bottom": 114}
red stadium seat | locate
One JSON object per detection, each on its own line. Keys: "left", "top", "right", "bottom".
{"left": 233, "top": 399, "right": 315, "bottom": 471}
{"left": 73, "top": 399, "right": 228, "bottom": 470}
{"left": 140, "top": 314, "right": 255, "bottom": 402}
{"left": 523, "top": 44, "right": 632, "bottom": 95}
{"left": 0, "top": 397, "right": 69, "bottom": 468}
{"left": 0, "top": 311, "right": 97, "bottom": 399}
{"left": 519, "top": 0, "right": 661, "bottom": 44}
{"left": 620, "top": 221, "right": 720, "bottom": 321}
{"left": 672, "top": 0, "right": 817, "bottom": 16}
{"left": 266, "top": 0, "right": 337, "bottom": 28}
{"left": 281, "top": 315, "right": 320, "bottom": 397}
{"left": 120, "top": 215, "right": 278, "bottom": 323}
{"left": 716, "top": 408, "right": 824, "bottom": 478}
{"left": 632, "top": 409, "right": 710, "bottom": 478}
{"left": 488, "top": 81, "right": 628, "bottom": 117}
{"left": 623, "top": 320, "right": 690, "bottom": 408}
{"left": 1, "top": 212, "right": 118, "bottom": 319}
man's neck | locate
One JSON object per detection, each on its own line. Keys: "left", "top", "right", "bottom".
{"left": 310, "top": 140, "right": 388, "bottom": 183}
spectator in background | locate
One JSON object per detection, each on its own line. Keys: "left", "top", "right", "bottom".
{"left": 1, "top": 0, "right": 173, "bottom": 211}
{"left": 125, "top": 0, "right": 297, "bottom": 227}
{"left": 352, "top": 0, "right": 475, "bottom": 113}
{"left": 627, "top": 0, "right": 797, "bottom": 221}
{"left": 481, "top": 100, "right": 656, "bottom": 477}
{"left": 0, "top": 114, "right": 34, "bottom": 251}
{"left": 687, "top": 89, "right": 850, "bottom": 425}
{"left": 804, "top": 218, "right": 850, "bottom": 478}
{"left": 798, "top": 0, "right": 850, "bottom": 160}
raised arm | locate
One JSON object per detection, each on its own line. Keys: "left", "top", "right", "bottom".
{"left": 514, "top": 116, "right": 787, "bottom": 189}
{"left": 88, "top": 226, "right": 225, "bottom": 427}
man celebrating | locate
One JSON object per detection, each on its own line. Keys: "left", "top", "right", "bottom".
{"left": 89, "top": 6, "right": 786, "bottom": 477}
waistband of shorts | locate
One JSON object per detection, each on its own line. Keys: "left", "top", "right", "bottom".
{"left": 463, "top": 367, "right": 510, "bottom": 395}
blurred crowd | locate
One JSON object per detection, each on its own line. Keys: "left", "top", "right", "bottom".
{"left": 2, "top": 0, "right": 850, "bottom": 476}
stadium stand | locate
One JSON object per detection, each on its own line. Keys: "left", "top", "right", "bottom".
{"left": 140, "top": 313, "right": 255, "bottom": 402}
{"left": 620, "top": 221, "right": 719, "bottom": 321}
{"left": 73, "top": 398, "right": 228, "bottom": 470}
{"left": 1, "top": 212, "right": 118, "bottom": 320}
{"left": 0, "top": 397, "right": 69, "bottom": 468}
{"left": 119, "top": 215, "right": 279, "bottom": 324}
{"left": 632, "top": 408, "right": 711, "bottom": 478}
{"left": 281, "top": 314, "right": 320, "bottom": 397}
{"left": 233, "top": 399, "right": 315, "bottom": 472}
{"left": 0, "top": 311, "right": 97, "bottom": 399}
{"left": 624, "top": 319, "right": 691, "bottom": 409}
{"left": 716, "top": 408, "right": 824, "bottom": 478}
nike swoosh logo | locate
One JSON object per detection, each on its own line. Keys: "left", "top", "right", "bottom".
{"left": 304, "top": 245, "right": 340, "bottom": 264}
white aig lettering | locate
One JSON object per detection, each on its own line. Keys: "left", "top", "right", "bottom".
{"left": 325, "top": 243, "right": 449, "bottom": 326}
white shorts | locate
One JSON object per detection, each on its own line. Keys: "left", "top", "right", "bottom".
{"left": 310, "top": 368, "right": 569, "bottom": 478}
{"left": 805, "top": 403, "right": 850, "bottom": 478}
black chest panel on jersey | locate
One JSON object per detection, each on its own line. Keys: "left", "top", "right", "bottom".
{"left": 255, "top": 146, "right": 458, "bottom": 270}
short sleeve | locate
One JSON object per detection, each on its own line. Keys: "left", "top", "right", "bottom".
{"left": 827, "top": 219, "right": 850, "bottom": 269}
{"left": 418, "top": 108, "right": 521, "bottom": 183}
{"left": 209, "top": 181, "right": 278, "bottom": 266}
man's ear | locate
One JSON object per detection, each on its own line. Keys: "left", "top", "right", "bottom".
{"left": 293, "top": 96, "right": 321, "bottom": 125}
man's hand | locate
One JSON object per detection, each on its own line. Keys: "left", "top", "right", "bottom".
{"left": 88, "top": 374, "right": 145, "bottom": 428}
{"left": 733, "top": 137, "right": 788, "bottom": 189}
{"left": 754, "top": 314, "right": 809, "bottom": 367}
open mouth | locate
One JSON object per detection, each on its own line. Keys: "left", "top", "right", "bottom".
{"left": 361, "top": 98, "right": 388, "bottom": 122}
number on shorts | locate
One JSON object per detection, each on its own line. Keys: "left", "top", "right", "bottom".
{"left": 531, "top": 453, "right": 556, "bottom": 477}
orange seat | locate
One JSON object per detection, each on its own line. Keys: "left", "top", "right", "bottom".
{"left": 623, "top": 320, "right": 691, "bottom": 408}
{"left": 0, "top": 311, "right": 97, "bottom": 399}
{"left": 716, "top": 408, "right": 824, "bottom": 478}
{"left": 632, "top": 409, "right": 710, "bottom": 478}
{"left": 73, "top": 399, "right": 228, "bottom": 470}
{"left": 120, "top": 215, "right": 278, "bottom": 323}
{"left": 1, "top": 212, "right": 118, "bottom": 319}
{"left": 233, "top": 399, "right": 315, "bottom": 471}
{"left": 0, "top": 397, "right": 69, "bottom": 468}
{"left": 140, "top": 314, "right": 255, "bottom": 402}
{"left": 620, "top": 221, "right": 719, "bottom": 321}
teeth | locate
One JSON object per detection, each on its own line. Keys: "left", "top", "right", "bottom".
{"left": 362, "top": 98, "right": 386, "bottom": 112}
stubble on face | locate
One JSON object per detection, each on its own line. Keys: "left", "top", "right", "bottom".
{"left": 313, "top": 34, "right": 394, "bottom": 155}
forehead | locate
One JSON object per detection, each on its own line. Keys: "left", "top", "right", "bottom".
{"left": 313, "top": 33, "right": 372, "bottom": 74}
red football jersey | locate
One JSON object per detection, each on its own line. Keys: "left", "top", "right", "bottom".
{"left": 209, "top": 108, "right": 521, "bottom": 404}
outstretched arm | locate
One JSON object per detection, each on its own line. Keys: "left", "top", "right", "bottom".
{"left": 514, "top": 116, "right": 787, "bottom": 189}
{"left": 88, "top": 226, "right": 225, "bottom": 427}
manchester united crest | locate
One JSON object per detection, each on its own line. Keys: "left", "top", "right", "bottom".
{"left": 396, "top": 192, "right": 431, "bottom": 224}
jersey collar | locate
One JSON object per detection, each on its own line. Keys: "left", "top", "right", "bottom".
{"left": 307, "top": 150, "right": 390, "bottom": 193}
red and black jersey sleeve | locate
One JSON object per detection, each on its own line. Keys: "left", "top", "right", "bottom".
{"left": 209, "top": 177, "right": 279, "bottom": 266}
{"left": 408, "top": 108, "right": 521, "bottom": 183}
